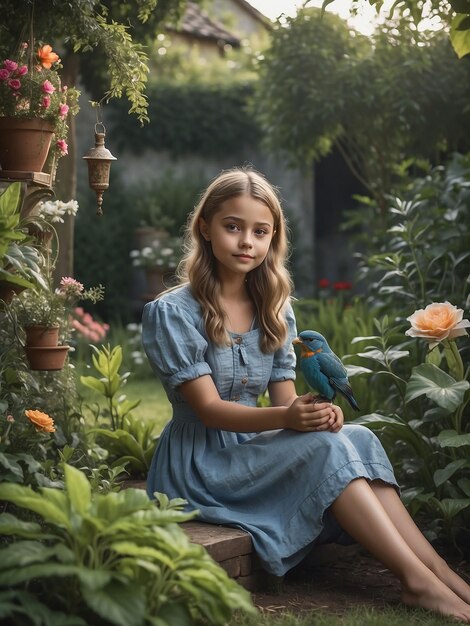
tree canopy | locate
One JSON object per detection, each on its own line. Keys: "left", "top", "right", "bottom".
{"left": 253, "top": 8, "right": 470, "bottom": 206}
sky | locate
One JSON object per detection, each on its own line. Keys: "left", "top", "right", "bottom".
{"left": 247, "top": 0, "right": 388, "bottom": 35}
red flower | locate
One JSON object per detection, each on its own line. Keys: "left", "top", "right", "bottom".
{"left": 333, "top": 281, "right": 352, "bottom": 291}
{"left": 318, "top": 278, "right": 330, "bottom": 289}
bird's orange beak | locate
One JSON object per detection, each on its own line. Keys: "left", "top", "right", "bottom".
{"left": 292, "top": 337, "right": 302, "bottom": 345}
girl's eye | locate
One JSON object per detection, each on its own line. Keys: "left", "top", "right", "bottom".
{"left": 226, "top": 224, "right": 240, "bottom": 232}
{"left": 255, "top": 229, "right": 268, "bottom": 236}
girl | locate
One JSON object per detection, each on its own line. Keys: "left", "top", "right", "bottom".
{"left": 142, "top": 167, "right": 470, "bottom": 622}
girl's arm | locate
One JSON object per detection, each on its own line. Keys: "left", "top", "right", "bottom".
{"left": 180, "top": 375, "right": 335, "bottom": 433}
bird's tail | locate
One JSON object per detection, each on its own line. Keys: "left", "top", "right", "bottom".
{"left": 331, "top": 380, "right": 360, "bottom": 411}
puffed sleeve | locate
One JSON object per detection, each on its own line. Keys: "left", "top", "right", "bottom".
{"left": 269, "top": 301, "right": 297, "bottom": 382}
{"left": 142, "top": 298, "right": 212, "bottom": 390}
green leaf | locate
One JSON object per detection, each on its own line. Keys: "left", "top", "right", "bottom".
{"left": 450, "top": 13, "right": 470, "bottom": 58}
{"left": 82, "top": 580, "right": 146, "bottom": 626}
{"left": 457, "top": 478, "right": 470, "bottom": 497}
{"left": 344, "top": 365, "right": 373, "bottom": 377}
{"left": 80, "top": 376, "right": 106, "bottom": 394}
{"left": 0, "top": 513, "right": 42, "bottom": 538}
{"left": 0, "top": 483, "right": 71, "bottom": 529}
{"left": 433, "top": 498, "right": 470, "bottom": 519}
{"left": 433, "top": 459, "right": 469, "bottom": 487}
{"left": 437, "top": 430, "right": 470, "bottom": 448}
{"left": 64, "top": 464, "right": 91, "bottom": 516}
{"left": 0, "top": 453, "right": 23, "bottom": 480}
{"left": 405, "top": 364, "right": 469, "bottom": 411}
{"left": 157, "top": 602, "right": 193, "bottom": 626}
{"left": 0, "top": 182, "right": 22, "bottom": 216}
{"left": 108, "top": 346, "right": 123, "bottom": 379}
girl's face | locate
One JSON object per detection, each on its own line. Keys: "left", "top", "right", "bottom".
{"left": 199, "top": 194, "right": 275, "bottom": 280}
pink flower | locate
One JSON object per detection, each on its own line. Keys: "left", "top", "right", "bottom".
{"left": 56, "top": 139, "right": 68, "bottom": 155}
{"left": 3, "top": 59, "right": 17, "bottom": 72}
{"left": 0, "top": 68, "right": 10, "bottom": 80}
{"left": 8, "top": 78, "right": 21, "bottom": 90}
{"left": 16, "top": 64, "right": 28, "bottom": 76}
{"left": 6, "top": 415, "right": 15, "bottom": 423}
{"left": 60, "top": 276, "right": 83, "bottom": 294}
{"left": 75, "top": 307, "right": 85, "bottom": 316}
{"left": 41, "top": 95, "right": 51, "bottom": 109}
{"left": 59, "top": 103, "right": 69, "bottom": 118}
{"left": 41, "top": 79, "right": 55, "bottom": 94}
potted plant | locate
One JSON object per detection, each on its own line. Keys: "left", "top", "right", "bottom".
{"left": 0, "top": 42, "right": 79, "bottom": 173}
{"left": 28, "top": 197, "right": 79, "bottom": 247}
{"left": 12, "top": 276, "right": 104, "bottom": 370}
{"left": 129, "top": 236, "right": 182, "bottom": 296}
{"left": 133, "top": 199, "right": 175, "bottom": 248}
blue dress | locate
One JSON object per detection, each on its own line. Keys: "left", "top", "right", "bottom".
{"left": 142, "top": 285, "right": 398, "bottom": 576}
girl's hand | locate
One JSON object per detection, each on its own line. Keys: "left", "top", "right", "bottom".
{"left": 328, "top": 404, "right": 344, "bottom": 433}
{"left": 285, "top": 393, "right": 337, "bottom": 432}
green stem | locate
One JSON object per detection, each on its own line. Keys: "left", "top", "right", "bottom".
{"left": 448, "top": 339, "right": 464, "bottom": 381}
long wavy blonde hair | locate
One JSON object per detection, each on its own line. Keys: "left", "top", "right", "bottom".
{"left": 177, "top": 167, "right": 292, "bottom": 353}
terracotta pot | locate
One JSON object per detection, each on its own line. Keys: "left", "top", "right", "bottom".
{"left": 24, "top": 325, "right": 60, "bottom": 348}
{"left": 0, "top": 117, "right": 55, "bottom": 172}
{"left": 24, "top": 345, "right": 69, "bottom": 371}
{"left": 145, "top": 267, "right": 170, "bottom": 296}
{"left": 0, "top": 280, "right": 26, "bottom": 304}
{"left": 134, "top": 227, "right": 169, "bottom": 249}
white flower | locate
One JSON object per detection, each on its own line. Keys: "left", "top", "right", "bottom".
{"left": 161, "top": 248, "right": 173, "bottom": 256}
{"left": 129, "top": 250, "right": 140, "bottom": 258}
{"left": 127, "top": 323, "right": 139, "bottom": 331}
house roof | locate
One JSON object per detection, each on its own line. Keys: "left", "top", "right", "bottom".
{"left": 231, "top": 0, "right": 272, "bottom": 29}
{"left": 172, "top": 1, "right": 241, "bottom": 47}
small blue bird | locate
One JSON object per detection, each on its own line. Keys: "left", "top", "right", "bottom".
{"left": 293, "top": 330, "right": 359, "bottom": 411}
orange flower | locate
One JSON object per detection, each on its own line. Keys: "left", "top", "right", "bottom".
{"left": 406, "top": 302, "right": 470, "bottom": 349}
{"left": 25, "top": 409, "right": 55, "bottom": 433}
{"left": 37, "top": 45, "right": 60, "bottom": 70}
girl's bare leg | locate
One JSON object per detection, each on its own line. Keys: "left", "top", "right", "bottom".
{"left": 370, "top": 480, "right": 470, "bottom": 604}
{"left": 330, "top": 478, "right": 470, "bottom": 623}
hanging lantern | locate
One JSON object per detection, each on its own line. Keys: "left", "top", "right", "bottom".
{"left": 82, "top": 123, "right": 117, "bottom": 215}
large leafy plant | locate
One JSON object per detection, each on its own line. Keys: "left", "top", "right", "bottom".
{"left": 81, "top": 344, "right": 159, "bottom": 478}
{"left": 354, "top": 153, "right": 470, "bottom": 317}
{"left": 0, "top": 464, "right": 255, "bottom": 625}
{"left": 348, "top": 311, "right": 469, "bottom": 551}
{"left": 0, "top": 182, "right": 45, "bottom": 291}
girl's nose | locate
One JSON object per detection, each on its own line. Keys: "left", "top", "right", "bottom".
{"left": 240, "top": 233, "right": 253, "bottom": 248}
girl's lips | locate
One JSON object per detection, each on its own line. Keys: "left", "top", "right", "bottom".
{"left": 234, "top": 254, "right": 254, "bottom": 259}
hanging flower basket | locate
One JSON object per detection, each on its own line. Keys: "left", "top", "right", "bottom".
{"left": 0, "top": 117, "right": 55, "bottom": 172}
{"left": 24, "top": 344, "right": 69, "bottom": 371}
{"left": 24, "top": 324, "right": 60, "bottom": 347}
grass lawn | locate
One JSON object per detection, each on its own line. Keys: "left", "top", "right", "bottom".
{"left": 77, "top": 374, "right": 172, "bottom": 434}
{"left": 230, "top": 607, "right": 462, "bottom": 625}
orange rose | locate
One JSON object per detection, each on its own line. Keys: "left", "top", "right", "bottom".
{"left": 406, "top": 302, "right": 470, "bottom": 348}
{"left": 25, "top": 409, "right": 55, "bottom": 433}
{"left": 37, "top": 45, "right": 60, "bottom": 70}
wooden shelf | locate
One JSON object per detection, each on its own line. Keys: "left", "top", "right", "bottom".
{"left": 0, "top": 170, "right": 52, "bottom": 186}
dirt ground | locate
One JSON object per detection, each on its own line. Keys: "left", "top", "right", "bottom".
{"left": 252, "top": 547, "right": 470, "bottom": 617}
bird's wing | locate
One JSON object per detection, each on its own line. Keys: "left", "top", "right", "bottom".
{"left": 318, "top": 352, "right": 359, "bottom": 411}
{"left": 301, "top": 354, "right": 332, "bottom": 398}
{"left": 316, "top": 351, "right": 348, "bottom": 379}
